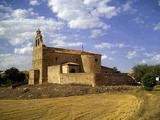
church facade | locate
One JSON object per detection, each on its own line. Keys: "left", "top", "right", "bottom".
{"left": 29, "top": 30, "right": 135, "bottom": 86}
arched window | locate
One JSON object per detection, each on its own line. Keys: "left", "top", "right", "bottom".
{"left": 95, "top": 58, "right": 98, "bottom": 62}
{"left": 76, "top": 58, "right": 78, "bottom": 62}
{"left": 55, "top": 57, "right": 58, "bottom": 61}
{"left": 70, "top": 69, "right": 76, "bottom": 73}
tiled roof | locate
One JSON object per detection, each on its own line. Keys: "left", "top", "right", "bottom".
{"left": 46, "top": 47, "right": 101, "bottom": 55}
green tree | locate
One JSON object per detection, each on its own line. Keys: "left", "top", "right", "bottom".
{"left": 4, "top": 67, "right": 19, "bottom": 85}
{"left": 132, "top": 64, "right": 152, "bottom": 82}
{"left": 141, "top": 73, "right": 156, "bottom": 90}
{"left": 151, "top": 65, "right": 160, "bottom": 76}
{"left": 1, "top": 67, "right": 27, "bottom": 86}
{"left": 113, "top": 67, "right": 120, "bottom": 73}
{"left": 0, "top": 74, "right": 2, "bottom": 86}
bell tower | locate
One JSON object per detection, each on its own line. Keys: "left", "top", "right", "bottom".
{"left": 35, "top": 28, "right": 43, "bottom": 47}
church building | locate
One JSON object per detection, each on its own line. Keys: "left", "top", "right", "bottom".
{"left": 29, "top": 29, "right": 135, "bottom": 86}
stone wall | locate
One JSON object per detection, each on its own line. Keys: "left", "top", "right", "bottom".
{"left": 59, "top": 73, "right": 95, "bottom": 87}
{"left": 101, "top": 66, "right": 114, "bottom": 73}
{"left": 95, "top": 73, "right": 135, "bottom": 86}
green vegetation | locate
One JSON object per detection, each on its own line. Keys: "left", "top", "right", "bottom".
{"left": 133, "top": 64, "right": 160, "bottom": 90}
{"left": 141, "top": 73, "right": 156, "bottom": 90}
{"left": 0, "top": 67, "right": 27, "bottom": 87}
{"left": 113, "top": 67, "right": 120, "bottom": 73}
{"left": 0, "top": 86, "right": 160, "bottom": 120}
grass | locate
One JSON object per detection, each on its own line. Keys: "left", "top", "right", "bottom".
{"left": 0, "top": 86, "right": 160, "bottom": 120}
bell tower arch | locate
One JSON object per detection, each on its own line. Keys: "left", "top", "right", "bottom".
{"left": 35, "top": 28, "right": 43, "bottom": 47}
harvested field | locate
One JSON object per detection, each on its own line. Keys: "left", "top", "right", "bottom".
{"left": 0, "top": 85, "right": 160, "bottom": 120}
{"left": 0, "top": 93, "right": 140, "bottom": 120}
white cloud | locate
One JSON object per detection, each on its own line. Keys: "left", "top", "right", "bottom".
{"left": 122, "top": 0, "right": 136, "bottom": 13}
{"left": 140, "top": 59, "right": 147, "bottom": 64}
{"left": 122, "top": 0, "right": 132, "bottom": 12}
{"left": 127, "top": 51, "right": 137, "bottom": 59}
{"left": 133, "top": 17, "right": 144, "bottom": 24}
{"left": 152, "top": 54, "right": 160, "bottom": 62}
{"left": 0, "top": 53, "right": 31, "bottom": 70}
{"left": 0, "top": 5, "right": 64, "bottom": 45}
{"left": 50, "top": 37, "right": 83, "bottom": 48}
{"left": 158, "top": 0, "right": 160, "bottom": 6}
{"left": 48, "top": 0, "right": 119, "bottom": 29}
{"left": 95, "top": 42, "right": 126, "bottom": 49}
{"left": 91, "top": 0, "right": 120, "bottom": 19}
{"left": 95, "top": 42, "right": 112, "bottom": 49}
{"left": 102, "top": 54, "right": 113, "bottom": 61}
{"left": 14, "top": 43, "right": 33, "bottom": 55}
{"left": 139, "top": 53, "right": 160, "bottom": 65}
{"left": 29, "top": 0, "right": 40, "bottom": 6}
{"left": 144, "top": 52, "right": 155, "bottom": 57}
{"left": 154, "top": 22, "right": 160, "bottom": 31}
{"left": 90, "top": 29, "right": 104, "bottom": 38}
{"left": 0, "top": 5, "right": 12, "bottom": 20}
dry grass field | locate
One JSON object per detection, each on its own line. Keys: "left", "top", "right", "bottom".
{"left": 0, "top": 86, "right": 160, "bottom": 120}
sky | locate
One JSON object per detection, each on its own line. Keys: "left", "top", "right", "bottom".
{"left": 0, "top": 0, "right": 160, "bottom": 72}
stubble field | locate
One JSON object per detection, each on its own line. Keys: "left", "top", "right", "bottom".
{"left": 0, "top": 85, "right": 160, "bottom": 120}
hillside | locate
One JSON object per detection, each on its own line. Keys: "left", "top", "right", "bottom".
{"left": 0, "top": 84, "right": 139, "bottom": 99}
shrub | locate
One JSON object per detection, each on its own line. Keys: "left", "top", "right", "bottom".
{"left": 113, "top": 67, "right": 120, "bottom": 73}
{"left": 141, "top": 73, "right": 156, "bottom": 90}
{"left": 0, "top": 74, "right": 2, "bottom": 85}
{"left": 0, "top": 67, "right": 27, "bottom": 87}
{"left": 132, "top": 64, "right": 152, "bottom": 82}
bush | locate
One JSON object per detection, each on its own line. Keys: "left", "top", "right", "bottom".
{"left": 141, "top": 73, "right": 156, "bottom": 90}
{"left": 0, "top": 74, "right": 2, "bottom": 85}
{"left": 113, "top": 67, "right": 120, "bottom": 73}
{"left": 132, "top": 64, "right": 152, "bottom": 82}
{"left": 0, "top": 67, "right": 27, "bottom": 87}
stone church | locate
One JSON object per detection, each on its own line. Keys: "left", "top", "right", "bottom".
{"left": 29, "top": 29, "right": 135, "bottom": 86}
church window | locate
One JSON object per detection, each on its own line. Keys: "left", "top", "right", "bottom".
{"left": 95, "top": 58, "right": 98, "bottom": 62}
{"left": 56, "top": 57, "right": 58, "bottom": 61}
{"left": 76, "top": 59, "right": 78, "bottom": 62}
{"left": 70, "top": 69, "right": 76, "bottom": 73}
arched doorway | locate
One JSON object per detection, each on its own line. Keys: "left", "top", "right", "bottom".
{"left": 70, "top": 69, "right": 76, "bottom": 73}
{"left": 34, "top": 70, "right": 40, "bottom": 84}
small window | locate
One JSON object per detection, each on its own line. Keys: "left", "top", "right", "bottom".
{"left": 76, "top": 59, "right": 78, "bottom": 62}
{"left": 56, "top": 57, "right": 58, "bottom": 61}
{"left": 70, "top": 69, "right": 76, "bottom": 73}
{"left": 95, "top": 58, "right": 98, "bottom": 62}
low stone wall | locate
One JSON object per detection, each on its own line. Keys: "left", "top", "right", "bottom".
{"left": 60, "top": 73, "right": 95, "bottom": 86}
{"left": 95, "top": 73, "right": 136, "bottom": 86}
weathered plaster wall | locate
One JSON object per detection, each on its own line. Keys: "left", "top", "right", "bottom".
{"left": 48, "top": 65, "right": 61, "bottom": 83}
{"left": 28, "top": 70, "right": 34, "bottom": 85}
{"left": 60, "top": 73, "right": 95, "bottom": 86}
{"left": 81, "top": 54, "right": 101, "bottom": 73}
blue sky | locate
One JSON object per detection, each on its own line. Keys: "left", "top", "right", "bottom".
{"left": 0, "top": 0, "right": 160, "bottom": 72}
